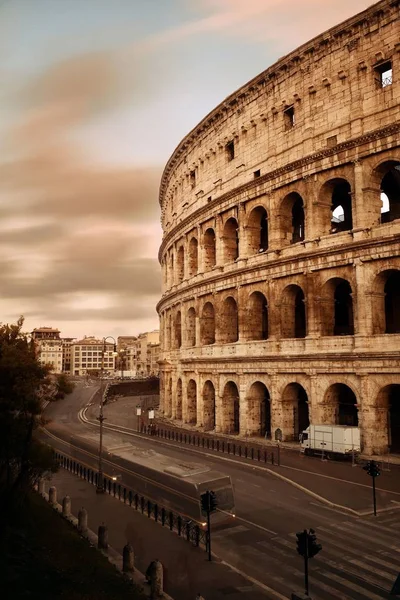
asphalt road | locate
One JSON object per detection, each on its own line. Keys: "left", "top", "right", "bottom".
{"left": 42, "top": 383, "right": 400, "bottom": 600}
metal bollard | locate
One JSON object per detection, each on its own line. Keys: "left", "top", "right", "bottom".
{"left": 78, "top": 508, "right": 88, "bottom": 533}
{"left": 62, "top": 495, "right": 71, "bottom": 517}
{"left": 98, "top": 523, "right": 108, "bottom": 550}
{"left": 48, "top": 486, "right": 57, "bottom": 506}
{"left": 149, "top": 559, "right": 163, "bottom": 599}
{"left": 38, "top": 478, "right": 45, "bottom": 495}
{"left": 122, "top": 543, "right": 134, "bottom": 573}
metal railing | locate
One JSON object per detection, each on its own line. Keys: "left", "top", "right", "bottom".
{"left": 140, "top": 424, "right": 280, "bottom": 466}
{"left": 54, "top": 452, "right": 207, "bottom": 549}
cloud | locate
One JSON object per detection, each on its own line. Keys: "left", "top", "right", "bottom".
{"left": 0, "top": 46, "right": 163, "bottom": 338}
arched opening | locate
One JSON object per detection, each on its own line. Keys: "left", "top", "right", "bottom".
{"left": 280, "top": 193, "right": 305, "bottom": 245}
{"left": 282, "top": 383, "right": 310, "bottom": 439}
{"left": 174, "top": 311, "right": 182, "bottom": 348}
{"left": 321, "top": 278, "right": 354, "bottom": 336}
{"left": 292, "top": 195, "right": 305, "bottom": 243}
{"left": 247, "top": 206, "right": 268, "bottom": 255}
{"left": 200, "top": 302, "right": 215, "bottom": 345}
{"left": 176, "top": 379, "right": 182, "bottom": 420}
{"left": 187, "top": 379, "right": 197, "bottom": 424}
{"left": 222, "top": 381, "right": 240, "bottom": 434}
{"left": 222, "top": 217, "right": 239, "bottom": 263}
{"left": 380, "top": 162, "right": 400, "bottom": 223}
{"left": 324, "top": 383, "right": 358, "bottom": 426}
{"left": 203, "top": 228, "right": 216, "bottom": 270}
{"left": 246, "top": 292, "right": 268, "bottom": 340}
{"left": 371, "top": 270, "right": 400, "bottom": 334}
{"left": 385, "top": 272, "right": 400, "bottom": 333}
{"left": 376, "top": 385, "right": 400, "bottom": 454}
{"left": 203, "top": 380, "right": 216, "bottom": 431}
{"left": 328, "top": 179, "right": 352, "bottom": 233}
{"left": 188, "top": 237, "right": 198, "bottom": 277}
{"left": 165, "top": 377, "right": 172, "bottom": 417}
{"left": 169, "top": 253, "right": 174, "bottom": 287}
{"left": 219, "top": 297, "right": 238, "bottom": 343}
{"left": 186, "top": 307, "right": 196, "bottom": 346}
{"left": 247, "top": 382, "right": 271, "bottom": 437}
{"left": 281, "top": 285, "right": 306, "bottom": 338}
{"left": 176, "top": 246, "right": 184, "bottom": 283}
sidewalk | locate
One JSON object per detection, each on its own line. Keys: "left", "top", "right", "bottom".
{"left": 48, "top": 469, "right": 274, "bottom": 600}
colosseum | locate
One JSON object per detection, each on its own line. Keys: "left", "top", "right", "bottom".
{"left": 156, "top": 0, "right": 400, "bottom": 456}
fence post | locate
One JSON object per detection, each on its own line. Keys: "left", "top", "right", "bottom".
{"left": 123, "top": 543, "right": 134, "bottom": 573}
{"left": 48, "top": 486, "right": 57, "bottom": 506}
{"left": 78, "top": 508, "right": 88, "bottom": 533}
{"left": 62, "top": 495, "right": 71, "bottom": 517}
{"left": 38, "top": 478, "right": 45, "bottom": 495}
{"left": 148, "top": 560, "right": 163, "bottom": 599}
{"left": 98, "top": 524, "right": 108, "bottom": 550}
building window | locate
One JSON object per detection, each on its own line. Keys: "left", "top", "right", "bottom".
{"left": 375, "top": 61, "right": 392, "bottom": 88}
{"left": 190, "top": 170, "right": 196, "bottom": 188}
{"left": 226, "top": 140, "right": 235, "bottom": 161}
{"left": 254, "top": 169, "right": 261, "bottom": 179}
{"left": 284, "top": 105, "right": 295, "bottom": 129}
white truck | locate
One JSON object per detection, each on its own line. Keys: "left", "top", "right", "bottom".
{"left": 299, "top": 424, "right": 361, "bottom": 459}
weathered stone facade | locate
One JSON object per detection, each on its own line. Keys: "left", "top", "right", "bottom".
{"left": 157, "top": 0, "right": 400, "bottom": 455}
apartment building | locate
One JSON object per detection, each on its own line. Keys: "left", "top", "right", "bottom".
{"left": 31, "top": 327, "right": 63, "bottom": 374}
{"left": 72, "top": 336, "right": 116, "bottom": 376}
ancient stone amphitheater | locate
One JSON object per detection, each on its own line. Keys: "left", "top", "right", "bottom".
{"left": 157, "top": 0, "right": 400, "bottom": 455}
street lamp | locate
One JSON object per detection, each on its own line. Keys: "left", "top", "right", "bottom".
{"left": 96, "top": 336, "right": 117, "bottom": 493}
{"left": 136, "top": 404, "right": 142, "bottom": 432}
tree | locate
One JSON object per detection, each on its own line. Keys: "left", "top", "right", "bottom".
{"left": 0, "top": 317, "right": 58, "bottom": 509}
{"left": 54, "top": 373, "right": 75, "bottom": 400}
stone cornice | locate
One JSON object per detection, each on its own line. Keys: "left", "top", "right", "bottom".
{"left": 158, "top": 122, "right": 400, "bottom": 261}
{"left": 159, "top": 0, "right": 398, "bottom": 209}
{"left": 156, "top": 233, "right": 400, "bottom": 313}
{"left": 179, "top": 351, "right": 400, "bottom": 365}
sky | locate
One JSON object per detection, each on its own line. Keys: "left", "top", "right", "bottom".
{"left": 0, "top": 0, "right": 375, "bottom": 340}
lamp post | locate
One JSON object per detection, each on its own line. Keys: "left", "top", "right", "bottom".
{"left": 96, "top": 336, "right": 117, "bottom": 493}
{"left": 136, "top": 404, "right": 141, "bottom": 432}
{"left": 119, "top": 349, "right": 126, "bottom": 380}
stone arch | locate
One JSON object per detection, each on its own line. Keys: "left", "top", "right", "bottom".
{"left": 174, "top": 311, "right": 182, "bottom": 348}
{"left": 200, "top": 302, "right": 215, "bottom": 345}
{"left": 203, "top": 228, "right": 216, "bottom": 270}
{"left": 246, "top": 206, "right": 268, "bottom": 255}
{"left": 186, "top": 379, "right": 197, "bottom": 424}
{"left": 245, "top": 291, "right": 268, "bottom": 340}
{"left": 323, "top": 383, "right": 358, "bottom": 426}
{"left": 222, "top": 381, "right": 240, "bottom": 434}
{"left": 371, "top": 160, "right": 400, "bottom": 224}
{"left": 219, "top": 296, "right": 238, "bottom": 343}
{"left": 279, "top": 192, "right": 305, "bottom": 245}
{"left": 186, "top": 307, "right": 196, "bottom": 346}
{"left": 320, "top": 178, "right": 353, "bottom": 234}
{"left": 376, "top": 384, "right": 400, "bottom": 453}
{"left": 320, "top": 277, "right": 354, "bottom": 336}
{"left": 176, "top": 246, "right": 184, "bottom": 283}
{"left": 188, "top": 237, "right": 198, "bottom": 277}
{"left": 203, "top": 380, "right": 216, "bottom": 431}
{"left": 176, "top": 378, "right": 183, "bottom": 420}
{"left": 282, "top": 383, "right": 310, "bottom": 439}
{"left": 281, "top": 284, "right": 306, "bottom": 338}
{"left": 247, "top": 382, "right": 271, "bottom": 437}
{"left": 222, "top": 217, "right": 239, "bottom": 263}
{"left": 371, "top": 269, "right": 400, "bottom": 334}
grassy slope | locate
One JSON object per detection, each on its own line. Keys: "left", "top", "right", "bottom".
{"left": 0, "top": 492, "right": 145, "bottom": 600}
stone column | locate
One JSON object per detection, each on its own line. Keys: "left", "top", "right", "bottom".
{"left": 305, "top": 273, "right": 319, "bottom": 338}
{"left": 237, "top": 286, "right": 246, "bottom": 342}
{"left": 214, "top": 377, "right": 223, "bottom": 433}
{"left": 237, "top": 202, "right": 246, "bottom": 259}
{"left": 359, "top": 376, "right": 388, "bottom": 455}
{"left": 267, "top": 280, "right": 280, "bottom": 340}
{"left": 238, "top": 375, "right": 248, "bottom": 435}
{"left": 215, "top": 215, "right": 224, "bottom": 266}
{"left": 197, "top": 225, "right": 204, "bottom": 274}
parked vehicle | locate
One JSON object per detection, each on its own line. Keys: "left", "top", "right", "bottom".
{"left": 299, "top": 424, "right": 361, "bottom": 459}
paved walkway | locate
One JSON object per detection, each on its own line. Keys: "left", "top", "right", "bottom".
{"left": 48, "top": 469, "right": 276, "bottom": 600}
